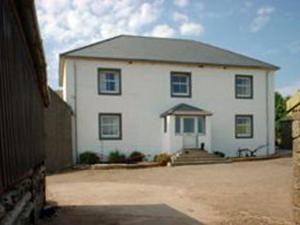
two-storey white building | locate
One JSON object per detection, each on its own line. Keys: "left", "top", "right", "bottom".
{"left": 59, "top": 35, "right": 279, "bottom": 161}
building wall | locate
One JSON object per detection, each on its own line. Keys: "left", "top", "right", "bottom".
{"left": 45, "top": 89, "right": 73, "bottom": 173}
{"left": 287, "top": 90, "right": 300, "bottom": 115}
{"left": 63, "top": 58, "right": 275, "bottom": 158}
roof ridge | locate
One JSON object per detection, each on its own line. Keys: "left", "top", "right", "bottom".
{"left": 119, "top": 34, "right": 197, "bottom": 42}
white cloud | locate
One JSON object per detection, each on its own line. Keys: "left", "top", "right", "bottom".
{"left": 277, "top": 80, "right": 300, "bottom": 97}
{"left": 128, "top": 3, "right": 159, "bottom": 30}
{"left": 174, "top": 0, "right": 190, "bottom": 7}
{"left": 250, "top": 6, "right": 275, "bottom": 32}
{"left": 180, "top": 22, "right": 204, "bottom": 36}
{"left": 150, "top": 24, "right": 176, "bottom": 38}
{"left": 172, "top": 12, "right": 188, "bottom": 23}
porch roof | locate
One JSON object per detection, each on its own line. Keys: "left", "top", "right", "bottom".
{"left": 160, "top": 103, "right": 213, "bottom": 117}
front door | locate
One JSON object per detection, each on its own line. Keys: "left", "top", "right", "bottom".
{"left": 182, "top": 117, "right": 197, "bottom": 148}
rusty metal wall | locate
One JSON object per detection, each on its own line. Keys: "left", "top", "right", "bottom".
{"left": 0, "top": 0, "right": 45, "bottom": 194}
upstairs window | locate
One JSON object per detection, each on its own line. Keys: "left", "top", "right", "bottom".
{"left": 99, "top": 113, "right": 122, "bottom": 140}
{"left": 235, "top": 115, "right": 253, "bottom": 138}
{"left": 98, "top": 69, "right": 121, "bottom": 95}
{"left": 235, "top": 75, "right": 253, "bottom": 99}
{"left": 171, "top": 72, "right": 191, "bottom": 97}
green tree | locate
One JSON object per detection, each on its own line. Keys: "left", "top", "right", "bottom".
{"left": 275, "top": 92, "right": 287, "bottom": 144}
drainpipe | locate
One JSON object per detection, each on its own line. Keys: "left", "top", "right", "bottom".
{"left": 265, "top": 71, "right": 269, "bottom": 155}
{"left": 74, "top": 61, "right": 79, "bottom": 163}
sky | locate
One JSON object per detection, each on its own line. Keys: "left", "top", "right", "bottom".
{"left": 36, "top": 0, "right": 300, "bottom": 96}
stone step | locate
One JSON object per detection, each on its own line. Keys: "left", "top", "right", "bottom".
{"left": 178, "top": 154, "right": 221, "bottom": 158}
{"left": 175, "top": 157, "right": 226, "bottom": 162}
{"left": 171, "top": 149, "right": 230, "bottom": 166}
{"left": 172, "top": 160, "right": 231, "bottom": 166}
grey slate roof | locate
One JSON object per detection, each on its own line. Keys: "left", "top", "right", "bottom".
{"left": 61, "top": 35, "right": 279, "bottom": 70}
{"left": 160, "top": 103, "right": 212, "bottom": 117}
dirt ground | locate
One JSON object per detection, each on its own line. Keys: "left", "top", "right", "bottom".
{"left": 42, "top": 158, "right": 293, "bottom": 225}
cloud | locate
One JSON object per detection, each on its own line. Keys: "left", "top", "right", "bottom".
{"left": 150, "top": 24, "right": 176, "bottom": 38}
{"left": 250, "top": 6, "right": 275, "bottom": 32}
{"left": 174, "top": 0, "right": 190, "bottom": 7}
{"left": 180, "top": 22, "right": 204, "bottom": 36}
{"left": 277, "top": 80, "right": 300, "bottom": 97}
{"left": 173, "top": 12, "right": 188, "bottom": 23}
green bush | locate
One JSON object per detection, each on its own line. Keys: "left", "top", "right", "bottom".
{"left": 79, "top": 152, "right": 100, "bottom": 164}
{"left": 108, "top": 151, "right": 126, "bottom": 163}
{"left": 128, "top": 151, "right": 145, "bottom": 163}
{"left": 154, "top": 153, "right": 171, "bottom": 166}
{"left": 213, "top": 151, "right": 225, "bottom": 158}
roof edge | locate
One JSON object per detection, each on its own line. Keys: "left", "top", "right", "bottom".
{"left": 61, "top": 54, "right": 279, "bottom": 71}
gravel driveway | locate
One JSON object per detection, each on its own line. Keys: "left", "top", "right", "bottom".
{"left": 42, "top": 158, "right": 293, "bottom": 225}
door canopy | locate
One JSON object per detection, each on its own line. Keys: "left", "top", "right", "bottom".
{"left": 160, "top": 103, "right": 212, "bottom": 117}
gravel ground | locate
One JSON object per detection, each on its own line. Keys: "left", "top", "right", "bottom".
{"left": 42, "top": 158, "right": 293, "bottom": 225}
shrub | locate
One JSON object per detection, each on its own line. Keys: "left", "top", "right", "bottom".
{"left": 108, "top": 151, "right": 126, "bottom": 163}
{"left": 213, "top": 151, "right": 225, "bottom": 158}
{"left": 128, "top": 151, "right": 145, "bottom": 163}
{"left": 79, "top": 152, "right": 100, "bottom": 164}
{"left": 154, "top": 153, "right": 171, "bottom": 166}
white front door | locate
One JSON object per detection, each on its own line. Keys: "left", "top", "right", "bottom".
{"left": 182, "top": 117, "right": 197, "bottom": 148}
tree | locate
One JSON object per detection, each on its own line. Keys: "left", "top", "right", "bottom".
{"left": 275, "top": 92, "right": 287, "bottom": 144}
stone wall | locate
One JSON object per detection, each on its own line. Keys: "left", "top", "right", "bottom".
{"left": 0, "top": 165, "right": 45, "bottom": 225}
{"left": 293, "top": 110, "right": 300, "bottom": 224}
{"left": 45, "top": 89, "right": 73, "bottom": 173}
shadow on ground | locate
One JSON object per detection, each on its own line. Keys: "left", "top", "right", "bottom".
{"left": 41, "top": 204, "right": 205, "bottom": 225}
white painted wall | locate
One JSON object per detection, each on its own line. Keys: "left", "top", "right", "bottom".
{"left": 62, "top": 58, "right": 275, "bottom": 159}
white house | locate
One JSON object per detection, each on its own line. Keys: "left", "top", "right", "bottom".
{"left": 59, "top": 35, "right": 279, "bottom": 161}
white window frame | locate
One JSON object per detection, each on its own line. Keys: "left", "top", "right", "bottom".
{"left": 171, "top": 72, "right": 191, "bottom": 97}
{"left": 98, "top": 69, "right": 121, "bottom": 95}
{"left": 99, "top": 114, "right": 122, "bottom": 140}
{"left": 175, "top": 116, "right": 206, "bottom": 135}
{"left": 235, "top": 75, "right": 253, "bottom": 99}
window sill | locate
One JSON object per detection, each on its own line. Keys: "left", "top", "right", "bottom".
{"left": 171, "top": 94, "right": 191, "bottom": 98}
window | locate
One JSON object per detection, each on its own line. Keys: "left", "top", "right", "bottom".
{"left": 235, "top": 75, "right": 253, "bottom": 99}
{"left": 175, "top": 116, "right": 181, "bottom": 133}
{"left": 175, "top": 116, "right": 206, "bottom": 134}
{"left": 183, "top": 118, "right": 195, "bottom": 133}
{"left": 235, "top": 115, "right": 253, "bottom": 138}
{"left": 99, "top": 114, "right": 122, "bottom": 140}
{"left": 98, "top": 69, "right": 121, "bottom": 95}
{"left": 171, "top": 72, "right": 191, "bottom": 97}
{"left": 164, "top": 117, "right": 167, "bottom": 133}
{"left": 197, "top": 116, "right": 205, "bottom": 134}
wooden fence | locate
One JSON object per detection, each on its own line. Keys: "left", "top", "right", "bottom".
{"left": 0, "top": 0, "right": 46, "bottom": 194}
